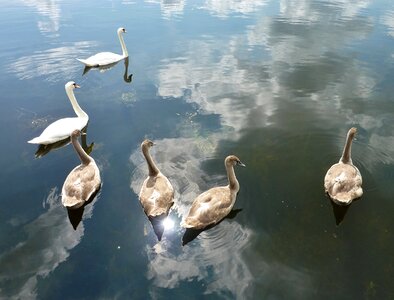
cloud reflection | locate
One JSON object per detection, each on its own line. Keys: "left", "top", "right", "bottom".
{"left": 201, "top": 0, "right": 268, "bottom": 19}
{"left": 145, "top": 0, "right": 185, "bottom": 20}
{"left": 8, "top": 41, "right": 98, "bottom": 81}
{"left": 0, "top": 187, "right": 95, "bottom": 298}
{"left": 154, "top": 0, "right": 394, "bottom": 172}
{"left": 130, "top": 136, "right": 313, "bottom": 298}
{"left": 382, "top": 9, "right": 394, "bottom": 38}
{"left": 130, "top": 136, "right": 255, "bottom": 297}
{"left": 20, "top": 0, "right": 61, "bottom": 35}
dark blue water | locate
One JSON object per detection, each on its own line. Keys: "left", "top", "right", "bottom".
{"left": 1, "top": 0, "right": 394, "bottom": 299}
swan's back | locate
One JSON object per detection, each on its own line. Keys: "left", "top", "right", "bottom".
{"left": 77, "top": 52, "right": 124, "bottom": 67}
{"left": 324, "top": 162, "right": 363, "bottom": 205}
{"left": 181, "top": 186, "right": 234, "bottom": 229}
{"left": 28, "top": 117, "right": 88, "bottom": 144}
{"left": 139, "top": 173, "right": 174, "bottom": 217}
{"left": 62, "top": 159, "right": 101, "bottom": 209}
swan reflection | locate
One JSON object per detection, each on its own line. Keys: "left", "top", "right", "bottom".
{"left": 329, "top": 198, "right": 352, "bottom": 226}
{"left": 67, "top": 185, "right": 101, "bottom": 230}
{"left": 82, "top": 57, "right": 133, "bottom": 83}
{"left": 34, "top": 125, "right": 94, "bottom": 158}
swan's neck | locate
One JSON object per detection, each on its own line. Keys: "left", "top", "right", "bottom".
{"left": 118, "top": 32, "right": 128, "bottom": 57}
{"left": 71, "top": 134, "right": 91, "bottom": 165}
{"left": 66, "top": 88, "right": 88, "bottom": 119}
{"left": 142, "top": 147, "right": 159, "bottom": 176}
{"left": 340, "top": 132, "right": 354, "bottom": 164}
{"left": 226, "top": 164, "right": 239, "bottom": 192}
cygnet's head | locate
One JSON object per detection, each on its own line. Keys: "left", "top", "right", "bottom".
{"left": 65, "top": 81, "right": 80, "bottom": 90}
{"left": 71, "top": 129, "right": 83, "bottom": 138}
{"left": 225, "top": 155, "right": 246, "bottom": 167}
{"left": 348, "top": 127, "right": 357, "bottom": 137}
{"left": 118, "top": 27, "right": 127, "bottom": 34}
{"left": 141, "top": 139, "right": 155, "bottom": 150}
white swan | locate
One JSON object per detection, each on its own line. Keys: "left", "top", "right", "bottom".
{"left": 181, "top": 155, "right": 245, "bottom": 230}
{"left": 28, "top": 82, "right": 88, "bottom": 145}
{"left": 62, "top": 129, "right": 101, "bottom": 209}
{"left": 324, "top": 127, "right": 363, "bottom": 205}
{"left": 77, "top": 27, "right": 128, "bottom": 67}
{"left": 139, "top": 139, "right": 174, "bottom": 218}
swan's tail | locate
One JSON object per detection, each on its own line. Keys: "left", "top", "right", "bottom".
{"left": 28, "top": 137, "right": 42, "bottom": 144}
{"left": 76, "top": 58, "right": 90, "bottom": 66}
{"left": 180, "top": 218, "right": 194, "bottom": 228}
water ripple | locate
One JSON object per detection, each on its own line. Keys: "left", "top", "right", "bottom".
{"left": 8, "top": 41, "right": 98, "bottom": 82}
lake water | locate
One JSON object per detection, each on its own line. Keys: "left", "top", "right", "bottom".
{"left": 1, "top": 0, "right": 394, "bottom": 299}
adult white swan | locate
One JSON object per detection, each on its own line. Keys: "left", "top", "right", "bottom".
{"left": 77, "top": 27, "right": 128, "bottom": 67}
{"left": 324, "top": 127, "right": 363, "bottom": 205}
{"left": 181, "top": 155, "right": 245, "bottom": 230}
{"left": 62, "top": 129, "right": 101, "bottom": 209}
{"left": 28, "top": 82, "right": 88, "bottom": 145}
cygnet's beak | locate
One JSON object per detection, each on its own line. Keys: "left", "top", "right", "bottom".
{"left": 237, "top": 161, "right": 246, "bottom": 167}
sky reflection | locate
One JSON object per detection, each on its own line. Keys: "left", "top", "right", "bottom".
{"left": 1, "top": 0, "right": 394, "bottom": 298}
{"left": 8, "top": 42, "right": 98, "bottom": 81}
{"left": 154, "top": 0, "right": 394, "bottom": 173}
{"left": 200, "top": 0, "right": 268, "bottom": 19}
{"left": 129, "top": 135, "right": 313, "bottom": 298}
{"left": 146, "top": 0, "right": 185, "bottom": 20}
{"left": 20, "top": 0, "right": 61, "bottom": 36}
{"left": 0, "top": 187, "right": 97, "bottom": 299}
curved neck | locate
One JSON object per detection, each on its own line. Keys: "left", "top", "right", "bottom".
{"left": 118, "top": 32, "right": 128, "bottom": 57}
{"left": 71, "top": 134, "right": 91, "bottom": 165}
{"left": 340, "top": 133, "right": 354, "bottom": 164}
{"left": 66, "top": 88, "right": 88, "bottom": 119}
{"left": 226, "top": 164, "right": 239, "bottom": 192}
{"left": 142, "top": 147, "right": 159, "bottom": 176}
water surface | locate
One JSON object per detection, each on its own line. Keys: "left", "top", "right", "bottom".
{"left": 1, "top": 0, "right": 394, "bottom": 299}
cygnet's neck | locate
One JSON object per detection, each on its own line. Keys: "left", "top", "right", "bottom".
{"left": 226, "top": 163, "right": 239, "bottom": 192}
{"left": 142, "top": 146, "right": 159, "bottom": 176}
{"left": 66, "top": 87, "right": 88, "bottom": 119}
{"left": 118, "top": 31, "right": 128, "bottom": 58}
{"left": 71, "top": 134, "right": 91, "bottom": 165}
{"left": 340, "top": 132, "right": 354, "bottom": 164}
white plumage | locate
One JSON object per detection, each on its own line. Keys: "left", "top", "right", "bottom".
{"left": 28, "top": 81, "right": 88, "bottom": 145}
{"left": 77, "top": 27, "right": 128, "bottom": 67}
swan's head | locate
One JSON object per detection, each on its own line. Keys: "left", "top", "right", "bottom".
{"left": 225, "top": 155, "right": 246, "bottom": 167}
{"left": 141, "top": 139, "right": 155, "bottom": 150}
{"left": 65, "top": 81, "right": 80, "bottom": 90}
{"left": 118, "top": 27, "right": 127, "bottom": 34}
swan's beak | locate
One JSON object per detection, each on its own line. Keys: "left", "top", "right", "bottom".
{"left": 237, "top": 161, "right": 246, "bottom": 167}
{"left": 75, "top": 84, "right": 81, "bottom": 88}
